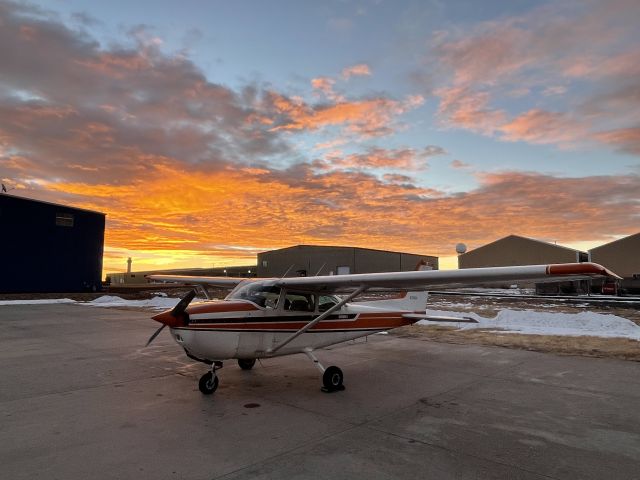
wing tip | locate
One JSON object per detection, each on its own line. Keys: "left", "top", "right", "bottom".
{"left": 547, "top": 262, "right": 621, "bottom": 279}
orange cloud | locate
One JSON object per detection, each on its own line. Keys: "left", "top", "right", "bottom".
{"left": 319, "top": 146, "right": 444, "bottom": 171}
{"left": 270, "top": 94, "right": 424, "bottom": 137}
{"left": 75, "top": 53, "right": 153, "bottom": 79}
{"left": 435, "top": 86, "right": 505, "bottom": 135}
{"left": 311, "top": 76, "right": 335, "bottom": 94}
{"left": 499, "top": 109, "right": 587, "bottom": 146}
{"left": 310, "top": 76, "right": 343, "bottom": 102}
{"left": 595, "top": 128, "right": 640, "bottom": 155}
{"left": 342, "top": 64, "right": 371, "bottom": 79}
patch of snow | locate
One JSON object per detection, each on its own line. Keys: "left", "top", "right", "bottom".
{"left": 418, "top": 308, "right": 640, "bottom": 340}
{"left": 453, "top": 287, "right": 536, "bottom": 295}
{"left": 432, "top": 301, "right": 475, "bottom": 308}
{"left": 84, "top": 295, "right": 187, "bottom": 310}
{"left": 0, "top": 298, "right": 76, "bottom": 306}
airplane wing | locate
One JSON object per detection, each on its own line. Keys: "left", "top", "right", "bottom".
{"left": 146, "top": 275, "right": 245, "bottom": 289}
{"left": 273, "top": 262, "right": 619, "bottom": 294}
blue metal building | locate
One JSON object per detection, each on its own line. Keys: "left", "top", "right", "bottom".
{"left": 0, "top": 194, "right": 105, "bottom": 293}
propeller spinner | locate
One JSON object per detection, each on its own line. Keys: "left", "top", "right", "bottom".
{"left": 146, "top": 290, "right": 197, "bottom": 347}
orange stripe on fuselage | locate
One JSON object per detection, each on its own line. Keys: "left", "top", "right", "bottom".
{"left": 183, "top": 312, "right": 414, "bottom": 331}
{"left": 187, "top": 301, "right": 258, "bottom": 315}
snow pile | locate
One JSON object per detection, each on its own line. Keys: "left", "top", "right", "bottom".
{"left": 0, "top": 295, "right": 207, "bottom": 310}
{"left": 0, "top": 298, "right": 76, "bottom": 306}
{"left": 419, "top": 308, "right": 640, "bottom": 340}
{"left": 85, "top": 295, "right": 185, "bottom": 310}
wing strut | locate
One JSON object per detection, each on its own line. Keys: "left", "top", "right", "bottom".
{"left": 198, "top": 285, "right": 211, "bottom": 300}
{"left": 267, "top": 285, "right": 368, "bottom": 355}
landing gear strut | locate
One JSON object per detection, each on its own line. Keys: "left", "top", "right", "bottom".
{"left": 304, "top": 349, "right": 344, "bottom": 392}
{"left": 198, "top": 361, "right": 223, "bottom": 395}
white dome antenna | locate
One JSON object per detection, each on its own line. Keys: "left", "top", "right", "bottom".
{"left": 455, "top": 243, "right": 467, "bottom": 254}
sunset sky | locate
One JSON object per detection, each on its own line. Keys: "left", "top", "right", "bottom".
{"left": 1, "top": 0, "right": 639, "bottom": 275}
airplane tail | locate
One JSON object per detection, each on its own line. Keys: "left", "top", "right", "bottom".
{"left": 355, "top": 291, "right": 428, "bottom": 312}
{"left": 353, "top": 260, "right": 432, "bottom": 311}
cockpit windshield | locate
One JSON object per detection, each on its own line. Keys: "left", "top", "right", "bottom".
{"left": 226, "top": 281, "right": 281, "bottom": 308}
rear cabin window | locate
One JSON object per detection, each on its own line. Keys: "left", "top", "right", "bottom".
{"left": 284, "top": 292, "right": 315, "bottom": 312}
{"left": 318, "top": 295, "right": 338, "bottom": 312}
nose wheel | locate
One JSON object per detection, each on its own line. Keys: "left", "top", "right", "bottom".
{"left": 198, "top": 361, "right": 223, "bottom": 395}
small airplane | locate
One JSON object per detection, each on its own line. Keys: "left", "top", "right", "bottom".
{"left": 146, "top": 262, "right": 618, "bottom": 394}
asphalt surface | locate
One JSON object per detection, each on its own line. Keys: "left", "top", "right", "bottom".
{"left": 1, "top": 303, "right": 639, "bottom": 480}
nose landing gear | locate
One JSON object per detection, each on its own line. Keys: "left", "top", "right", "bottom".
{"left": 198, "top": 361, "right": 223, "bottom": 394}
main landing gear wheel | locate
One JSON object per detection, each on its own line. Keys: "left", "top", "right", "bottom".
{"left": 303, "top": 349, "right": 345, "bottom": 393}
{"left": 322, "top": 366, "right": 344, "bottom": 392}
{"left": 237, "top": 358, "right": 256, "bottom": 370}
{"left": 198, "top": 372, "right": 219, "bottom": 394}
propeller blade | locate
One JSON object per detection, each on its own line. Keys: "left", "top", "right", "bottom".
{"left": 145, "top": 324, "right": 166, "bottom": 347}
{"left": 170, "top": 289, "right": 197, "bottom": 317}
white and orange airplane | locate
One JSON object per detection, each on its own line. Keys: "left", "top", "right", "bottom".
{"left": 147, "top": 262, "right": 617, "bottom": 394}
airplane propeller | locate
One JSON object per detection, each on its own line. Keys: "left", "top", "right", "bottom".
{"left": 145, "top": 323, "right": 167, "bottom": 347}
{"left": 145, "top": 289, "right": 197, "bottom": 347}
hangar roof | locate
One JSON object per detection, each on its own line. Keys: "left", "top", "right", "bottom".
{"left": 1, "top": 193, "right": 105, "bottom": 216}
{"left": 260, "top": 244, "right": 437, "bottom": 258}
{"left": 589, "top": 232, "right": 640, "bottom": 252}
{"left": 464, "top": 235, "right": 586, "bottom": 255}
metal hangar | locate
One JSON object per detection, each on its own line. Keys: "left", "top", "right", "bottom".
{"left": 257, "top": 245, "right": 438, "bottom": 278}
{"left": 0, "top": 194, "right": 105, "bottom": 293}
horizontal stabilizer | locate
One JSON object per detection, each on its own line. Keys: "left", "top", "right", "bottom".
{"left": 403, "top": 313, "right": 478, "bottom": 323}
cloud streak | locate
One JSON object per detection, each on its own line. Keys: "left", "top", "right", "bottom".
{"left": 428, "top": 0, "right": 640, "bottom": 153}
{"left": 342, "top": 64, "right": 371, "bottom": 79}
{"left": 316, "top": 146, "right": 445, "bottom": 171}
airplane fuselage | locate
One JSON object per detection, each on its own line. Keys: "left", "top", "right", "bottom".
{"left": 167, "top": 299, "right": 416, "bottom": 362}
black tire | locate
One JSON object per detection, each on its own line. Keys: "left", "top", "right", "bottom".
{"left": 237, "top": 358, "right": 256, "bottom": 370}
{"left": 322, "top": 366, "right": 343, "bottom": 391}
{"left": 198, "top": 372, "right": 219, "bottom": 395}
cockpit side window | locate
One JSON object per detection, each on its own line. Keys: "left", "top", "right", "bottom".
{"left": 226, "top": 282, "right": 281, "bottom": 309}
